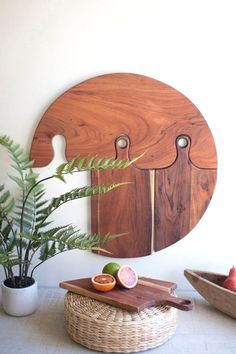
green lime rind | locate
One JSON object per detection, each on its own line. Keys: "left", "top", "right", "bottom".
{"left": 102, "top": 262, "right": 121, "bottom": 277}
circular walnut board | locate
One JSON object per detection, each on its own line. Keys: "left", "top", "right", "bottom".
{"left": 30, "top": 73, "right": 217, "bottom": 258}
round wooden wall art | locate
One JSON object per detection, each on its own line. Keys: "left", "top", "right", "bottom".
{"left": 30, "top": 73, "right": 217, "bottom": 258}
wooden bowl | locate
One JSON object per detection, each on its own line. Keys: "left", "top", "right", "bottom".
{"left": 184, "top": 269, "right": 236, "bottom": 319}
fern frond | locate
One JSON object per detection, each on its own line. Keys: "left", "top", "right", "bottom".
{"left": 55, "top": 154, "right": 143, "bottom": 178}
{"left": 33, "top": 225, "right": 70, "bottom": 242}
{"left": 0, "top": 253, "right": 26, "bottom": 268}
{"left": 36, "top": 183, "right": 127, "bottom": 229}
{"left": 1, "top": 225, "right": 27, "bottom": 250}
{"left": 38, "top": 226, "right": 121, "bottom": 262}
{"left": 0, "top": 135, "right": 34, "bottom": 175}
{"left": 1, "top": 221, "right": 13, "bottom": 241}
{"left": 0, "top": 184, "right": 15, "bottom": 216}
{"left": 14, "top": 183, "right": 46, "bottom": 233}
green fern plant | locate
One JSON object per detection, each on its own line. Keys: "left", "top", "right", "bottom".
{"left": 0, "top": 135, "right": 136, "bottom": 288}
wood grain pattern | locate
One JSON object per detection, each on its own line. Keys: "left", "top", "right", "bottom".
{"left": 154, "top": 137, "right": 217, "bottom": 251}
{"left": 29, "top": 73, "right": 217, "bottom": 257}
{"left": 189, "top": 168, "right": 217, "bottom": 230}
{"left": 184, "top": 269, "right": 236, "bottom": 319}
{"left": 91, "top": 136, "right": 152, "bottom": 257}
{"left": 138, "top": 276, "right": 177, "bottom": 293}
{"left": 59, "top": 276, "right": 193, "bottom": 312}
{"left": 30, "top": 73, "right": 217, "bottom": 169}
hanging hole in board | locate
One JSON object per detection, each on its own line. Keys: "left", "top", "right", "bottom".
{"left": 52, "top": 135, "right": 67, "bottom": 162}
{"left": 177, "top": 136, "right": 189, "bottom": 148}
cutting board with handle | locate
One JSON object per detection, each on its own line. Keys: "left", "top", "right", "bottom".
{"left": 30, "top": 73, "right": 217, "bottom": 257}
{"left": 91, "top": 135, "right": 152, "bottom": 257}
{"left": 59, "top": 276, "right": 193, "bottom": 312}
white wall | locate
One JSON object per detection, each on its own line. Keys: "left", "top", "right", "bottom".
{"left": 0, "top": 0, "right": 235, "bottom": 289}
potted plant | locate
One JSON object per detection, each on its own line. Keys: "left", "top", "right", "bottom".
{"left": 0, "top": 135, "right": 134, "bottom": 316}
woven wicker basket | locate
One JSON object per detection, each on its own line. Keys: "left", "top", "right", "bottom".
{"left": 64, "top": 292, "right": 177, "bottom": 353}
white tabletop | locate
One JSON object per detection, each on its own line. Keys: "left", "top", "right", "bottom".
{"left": 0, "top": 288, "right": 235, "bottom": 354}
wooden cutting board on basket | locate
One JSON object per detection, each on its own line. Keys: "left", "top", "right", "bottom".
{"left": 30, "top": 73, "right": 217, "bottom": 258}
{"left": 59, "top": 276, "right": 193, "bottom": 312}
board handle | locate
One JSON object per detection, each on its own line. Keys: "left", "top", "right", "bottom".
{"left": 162, "top": 295, "right": 194, "bottom": 311}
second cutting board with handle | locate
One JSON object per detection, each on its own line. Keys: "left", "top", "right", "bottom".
{"left": 59, "top": 276, "right": 193, "bottom": 312}
{"left": 30, "top": 73, "right": 217, "bottom": 258}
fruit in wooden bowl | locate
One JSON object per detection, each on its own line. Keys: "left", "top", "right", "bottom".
{"left": 184, "top": 269, "right": 236, "bottom": 319}
{"left": 223, "top": 266, "right": 236, "bottom": 292}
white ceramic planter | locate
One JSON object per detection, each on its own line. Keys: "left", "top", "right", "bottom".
{"left": 1, "top": 278, "right": 39, "bottom": 316}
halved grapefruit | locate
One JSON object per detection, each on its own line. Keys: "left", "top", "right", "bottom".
{"left": 91, "top": 274, "right": 116, "bottom": 292}
{"left": 117, "top": 265, "right": 138, "bottom": 289}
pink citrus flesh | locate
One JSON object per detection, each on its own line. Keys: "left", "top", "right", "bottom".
{"left": 117, "top": 265, "right": 138, "bottom": 289}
